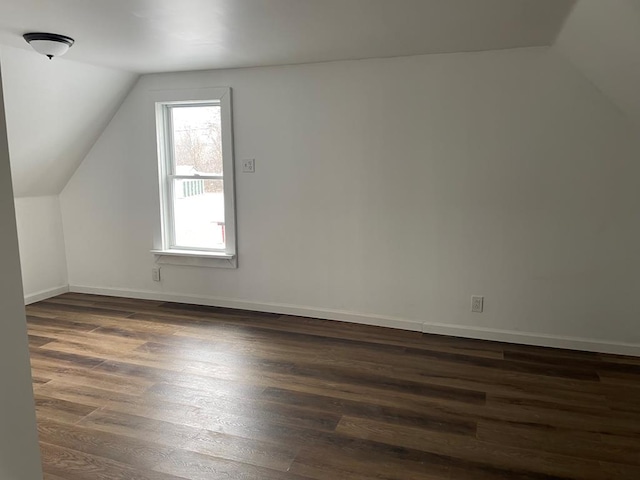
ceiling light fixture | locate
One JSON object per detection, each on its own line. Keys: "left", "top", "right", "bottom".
{"left": 23, "top": 32, "right": 75, "bottom": 59}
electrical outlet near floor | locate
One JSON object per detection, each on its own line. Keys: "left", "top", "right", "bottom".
{"left": 152, "top": 268, "right": 161, "bottom": 282}
{"left": 471, "top": 295, "right": 484, "bottom": 313}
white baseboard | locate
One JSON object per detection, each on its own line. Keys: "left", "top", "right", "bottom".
{"left": 68, "top": 285, "right": 424, "bottom": 332}
{"left": 24, "top": 285, "right": 69, "bottom": 305}
{"left": 68, "top": 284, "right": 640, "bottom": 357}
{"left": 421, "top": 322, "right": 640, "bottom": 357}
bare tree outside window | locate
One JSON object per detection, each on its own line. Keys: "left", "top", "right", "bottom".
{"left": 173, "top": 105, "right": 224, "bottom": 193}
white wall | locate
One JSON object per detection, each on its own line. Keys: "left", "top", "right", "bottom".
{"left": 14, "top": 196, "right": 68, "bottom": 304}
{"left": 0, "top": 66, "right": 43, "bottom": 480}
{"left": 61, "top": 47, "right": 640, "bottom": 353}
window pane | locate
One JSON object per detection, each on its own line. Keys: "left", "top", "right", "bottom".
{"left": 171, "top": 105, "right": 223, "bottom": 176}
{"left": 173, "top": 179, "right": 225, "bottom": 249}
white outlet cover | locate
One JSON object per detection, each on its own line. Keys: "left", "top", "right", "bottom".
{"left": 471, "top": 295, "right": 484, "bottom": 313}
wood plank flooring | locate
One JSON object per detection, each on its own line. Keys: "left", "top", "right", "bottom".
{"left": 26, "top": 293, "right": 640, "bottom": 480}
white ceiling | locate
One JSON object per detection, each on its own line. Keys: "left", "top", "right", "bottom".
{"left": 1, "top": 46, "right": 137, "bottom": 196}
{"left": 556, "top": 0, "right": 640, "bottom": 129}
{"left": 0, "top": 0, "right": 575, "bottom": 74}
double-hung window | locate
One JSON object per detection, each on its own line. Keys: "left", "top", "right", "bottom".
{"left": 153, "top": 88, "right": 236, "bottom": 268}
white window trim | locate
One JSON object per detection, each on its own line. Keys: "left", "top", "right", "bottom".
{"left": 151, "top": 87, "right": 237, "bottom": 269}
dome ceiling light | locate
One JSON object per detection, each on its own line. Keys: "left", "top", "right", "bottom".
{"left": 23, "top": 32, "right": 75, "bottom": 59}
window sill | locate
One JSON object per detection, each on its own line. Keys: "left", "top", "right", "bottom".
{"left": 151, "top": 249, "right": 237, "bottom": 269}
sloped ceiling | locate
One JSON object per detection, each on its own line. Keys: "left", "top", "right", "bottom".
{"left": 0, "top": 46, "right": 137, "bottom": 197}
{"left": 0, "top": 0, "right": 575, "bottom": 74}
{"left": 0, "top": 0, "right": 577, "bottom": 198}
{"left": 555, "top": 0, "right": 640, "bottom": 126}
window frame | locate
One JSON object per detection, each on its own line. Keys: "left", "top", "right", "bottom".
{"left": 152, "top": 87, "right": 237, "bottom": 268}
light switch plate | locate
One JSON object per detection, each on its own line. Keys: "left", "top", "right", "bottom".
{"left": 242, "top": 159, "right": 255, "bottom": 173}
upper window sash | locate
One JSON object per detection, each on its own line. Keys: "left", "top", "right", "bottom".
{"left": 162, "top": 101, "right": 224, "bottom": 177}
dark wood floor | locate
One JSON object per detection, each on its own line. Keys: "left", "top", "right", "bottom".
{"left": 26, "top": 293, "right": 640, "bottom": 480}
